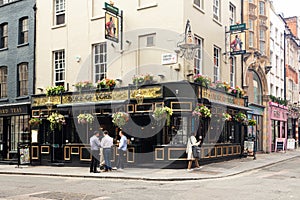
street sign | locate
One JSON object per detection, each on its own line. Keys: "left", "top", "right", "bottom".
{"left": 104, "top": 2, "right": 119, "bottom": 15}
{"left": 230, "top": 23, "right": 246, "bottom": 32}
{"left": 161, "top": 53, "right": 177, "bottom": 65}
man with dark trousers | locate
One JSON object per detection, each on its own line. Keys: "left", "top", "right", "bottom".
{"left": 90, "top": 131, "right": 101, "bottom": 173}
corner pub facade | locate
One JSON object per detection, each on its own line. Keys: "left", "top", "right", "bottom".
{"left": 29, "top": 81, "right": 250, "bottom": 168}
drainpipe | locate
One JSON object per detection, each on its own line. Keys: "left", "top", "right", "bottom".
{"left": 241, "top": 0, "right": 244, "bottom": 89}
{"left": 284, "top": 31, "right": 287, "bottom": 101}
{"left": 33, "top": 4, "right": 37, "bottom": 95}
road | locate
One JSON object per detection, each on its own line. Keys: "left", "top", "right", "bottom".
{"left": 0, "top": 157, "right": 299, "bottom": 200}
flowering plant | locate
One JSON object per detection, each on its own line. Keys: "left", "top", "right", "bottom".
{"left": 112, "top": 112, "right": 129, "bottom": 127}
{"left": 29, "top": 118, "right": 42, "bottom": 126}
{"left": 132, "top": 74, "right": 154, "bottom": 85}
{"left": 248, "top": 119, "right": 257, "bottom": 126}
{"left": 46, "top": 85, "right": 65, "bottom": 96}
{"left": 214, "top": 81, "right": 230, "bottom": 91}
{"left": 222, "top": 113, "right": 232, "bottom": 121}
{"left": 153, "top": 106, "right": 173, "bottom": 126}
{"left": 97, "top": 78, "right": 116, "bottom": 89}
{"left": 230, "top": 86, "right": 245, "bottom": 97}
{"left": 77, "top": 113, "right": 94, "bottom": 124}
{"left": 74, "top": 81, "right": 94, "bottom": 91}
{"left": 192, "top": 104, "right": 211, "bottom": 118}
{"left": 47, "top": 112, "right": 66, "bottom": 131}
{"left": 194, "top": 74, "right": 211, "bottom": 88}
{"left": 234, "top": 112, "right": 248, "bottom": 125}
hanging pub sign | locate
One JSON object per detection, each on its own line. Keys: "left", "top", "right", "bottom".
{"left": 229, "top": 23, "right": 246, "bottom": 56}
{"left": 104, "top": 2, "right": 120, "bottom": 43}
{"left": 230, "top": 31, "right": 246, "bottom": 55}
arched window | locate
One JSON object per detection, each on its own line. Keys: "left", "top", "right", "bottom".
{"left": 253, "top": 71, "right": 262, "bottom": 105}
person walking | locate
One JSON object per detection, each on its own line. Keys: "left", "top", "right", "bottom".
{"left": 89, "top": 131, "right": 101, "bottom": 173}
{"left": 115, "top": 130, "right": 127, "bottom": 171}
{"left": 186, "top": 132, "right": 201, "bottom": 172}
{"left": 100, "top": 130, "right": 114, "bottom": 172}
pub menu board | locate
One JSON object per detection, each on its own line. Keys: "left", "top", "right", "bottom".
{"left": 18, "top": 144, "right": 30, "bottom": 165}
{"left": 275, "top": 138, "right": 285, "bottom": 152}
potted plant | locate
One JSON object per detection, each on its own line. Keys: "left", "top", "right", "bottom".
{"left": 234, "top": 112, "right": 248, "bottom": 125}
{"left": 222, "top": 113, "right": 232, "bottom": 121}
{"left": 77, "top": 113, "right": 94, "bottom": 124}
{"left": 132, "top": 74, "right": 154, "bottom": 86}
{"left": 47, "top": 112, "right": 66, "bottom": 131}
{"left": 152, "top": 106, "right": 173, "bottom": 126}
{"left": 97, "top": 78, "right": 116, "bottom": 90}
{"left": 192, "top": 104, "right": 211, "bottom": 118}
{"left": 29, "top": 118, "right": 42, "bottom": 127}
{"left": 194, "top": 74, "right": 211, "bottom": 88}
{"left": 112, "top": 112, "right": 129, "bottom": 128}
{"left": 74, "top": 81, "right": 94, "bottom": 92}
{"left": 46, "top": 85, "right": 65, "bottom": 96}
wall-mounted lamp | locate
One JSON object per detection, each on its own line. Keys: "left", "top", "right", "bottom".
{"left": 111, "top": 43, "right": 115, "bottom": 48}
{"left": 116, "top": 78, "right": 122, "bottom": 83}
{"left": 186, "top": 73, "right": 193, "bottom": 77}
{"left": 157, "top": 74, "right": 165, "bottom": 79}
{"left": 37, "top": 87, "right": 44, "bottom": 92}
{"left": 265, "top": 65, "right": 272, "bottom": 74}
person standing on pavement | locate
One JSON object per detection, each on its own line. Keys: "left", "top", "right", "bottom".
{"left": 115, "top": 130, "right": 127, "bottom": 170}
{"left": 186, "top": 132, "right": 201, "bottom": 171}
{"left": 100, "top": 130, "right": 114, "bottom": 172}
{"left": 90, "top": 131, "right": 101, "bottom": 173}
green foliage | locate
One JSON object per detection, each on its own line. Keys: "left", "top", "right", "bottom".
{"left": 46, "top": 85, "right": 65, "bottom": 96}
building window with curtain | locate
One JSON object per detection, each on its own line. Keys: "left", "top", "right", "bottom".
{"left": 54, "top": 0, "right": 65, "bottom": 25}
{"left": 18, "top": 17, "right": 28, "bottom": 45}
{"left": 53, "top": 50, "right": 65, "bottom": 86}
{"left": 229, "top": 57, "right": 235, "bottom": 87}
{"left": 0, "top": 67, "right": 7, "bottom": 98}
{"left": 213, "top": 0, "right": 220, "bottom": 21}
{"left": 194, "top": 36, "right": 203, "bottom": 75}
{"left": 94, "top": 42, "right": 107, "bottom": 82}
{"left": 213, "top": 46, "right": 220, "bottom": 82}
{"left": 18, "top": 63, "right": 28, "bottom": 96}
{"left": 0, "top": 23, "right": 8, "bottom": 49}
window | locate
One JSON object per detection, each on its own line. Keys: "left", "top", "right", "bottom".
{"left": 248, "top": 19, "right": 254, "bottom": 47}
{"left": 213, "top": 46, "right": 220, "bottom": 82}
{"left": 0, "top": 0, "right": 16, "bottom": 5}
{"left": 229, "top": 3, "right": 236, "bottom": 25}
{"left": 194, "top": 36, "right": 203, "bottom": 75}
{"left": 253, "top": 71, "right": 262, "bottom": 105}
{"left": 194, "top": 0, "right": 204, "bottom": 10}
{"left": 229, "top": 57, "right": 235, "bottom": 87}
{"left": 10, "top": 115, "right": 30, "bottom": 151}
{"left": 213, "top": 0, "right": 220, "bottom": 21}
{"left": 0, "top": 23, "right": 8, "bottom": 49}
{"left": 54, "top": 0, "right": 65, "bottom": 25}
{"left": 275, "top": 55, "right": 278, "bottom": 74}
{"left": 139, "top": 33, "right": 156, "bottom": 47}
{"left": 0, "top": 67, "right": 7, "bottom": 98}
{"left": 94, "top": 43, "right": 107, "bottom": 82}
{"left": 18, "top": 17, "right": 28, "bottom": 45}
{"left": 18, "top": 63, "right": 28, "bottom": 96}
{"left": 270, "top": 84, "right": 273, "bottom": 95}
{"left": 53, "top": 50, "right": 65, "bottom": 86}
{"left": 259, "top": 29, "right": 265, "bottom": 54}
{"left": 259, "top": 1, "right": 265, "bottom": 15}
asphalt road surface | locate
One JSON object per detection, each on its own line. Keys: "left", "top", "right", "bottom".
{"left": 0, "top": 157, "right": 299, "bottom": 200}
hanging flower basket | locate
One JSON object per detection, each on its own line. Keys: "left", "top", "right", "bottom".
{"left": 248, "top": 119, "right": 257, "bottom": 126}
{"left": 192, "top": 104, "right": 211, "bottom": 119}
{"left": 47, "top": 112, "right": 66, "bottom": 131}
{"left": 29, "top": 118, "right": 42, "bottom": 127}
{"left": 194, "top": 74, "right": 211, "bottom": 88}
{"left": 77, "top": 113, "right": 94, "bottom": 124}
{"left": 222, "top": 113, "right": 232, "bottom": 121}
{"left": 152, "top": 106, "right": 173, "bottom": 126}
{"left": 112, "top": 112, "right": 129, "bottom": 128}
{"left": 46, "top": 85, "right": 65, "bottom": 96}
{"left": 97, "top": 78, "right": 116, "bottom": 90}
{"left": 234, "top": 112, "right": 248, "bottom": 125}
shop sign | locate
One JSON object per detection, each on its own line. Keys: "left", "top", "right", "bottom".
{"left": 161, "top": 53, "right": 177, "bottom": 65}
{"left": 287, "top": 138, "right": 295, "bottom": 150}
{"left": 0, "top": 105, "right": 29, "bottom": 116}
{"left": 230, "top": 23, "right": 246, "bottom": 31}
{"left": 202, "top": 88, "right": 244, "bottom": 107}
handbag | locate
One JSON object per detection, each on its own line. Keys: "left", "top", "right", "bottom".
{"left": 192, "top": 146, "right": 201, "bottom": 158}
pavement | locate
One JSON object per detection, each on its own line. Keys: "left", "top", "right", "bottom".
{"left": 0, "top": 150, "right": 299, "bottom": 181}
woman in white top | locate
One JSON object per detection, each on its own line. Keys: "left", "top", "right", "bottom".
{"left": 186, "top": 132, "right": 201, "bottom": 171}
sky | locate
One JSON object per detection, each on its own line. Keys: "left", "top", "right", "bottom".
{"left": 272, "top": 0, "right": 300, "bottom": 17}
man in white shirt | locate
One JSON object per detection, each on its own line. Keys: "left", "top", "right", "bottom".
{"left": 100, "top": 130, "right": 113, "bottom": 172}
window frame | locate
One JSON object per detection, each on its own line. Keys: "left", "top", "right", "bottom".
{"left": 54, "top": 0, "right": 65, "bottom": 26}
{"left": 213, "top": 0, "right": 220, "bottom": 22}
{"left": 53, "top": 50, "right": 65, "bottom": 86}
{"left": 193, "top": 0, "right": 204, "bottom": 10}
{"left": 229, "top": 57, "right": 236, "bottom": 88}
{"left": 229, "top": 3, "right": 236, "bottom": 25}
{"left": 259, "top": 1, "right": 265, "bottom": 15}
{"left": 18, "top": 17, "right": 28, "bottom": 45}
{"left": 93, "top": 42, "right": 107, "bottom": 83}
{"left": 0, "top": 66, "right": 7, "bottom": 98}
{"left": 17, "top": 63, "right": 28, "bottom": 97}
{"left": 0, "top": 23, "right": 8, "bottom": 49}
{"left": 194, "top": 36, "right": 203, "bottom": 75}
{"left": 213, "top": 46, "right": 221, "bottom": 82}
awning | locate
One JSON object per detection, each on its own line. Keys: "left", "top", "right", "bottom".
{"left": 56, "top": 100, "right": 127, "bottom": 108}
{"left": 209, "top": 100, "right": 252, "bottom": 111}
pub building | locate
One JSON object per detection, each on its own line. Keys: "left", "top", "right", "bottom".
{"left": 30, "top": 81, "right": 250, "bottom": 168}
